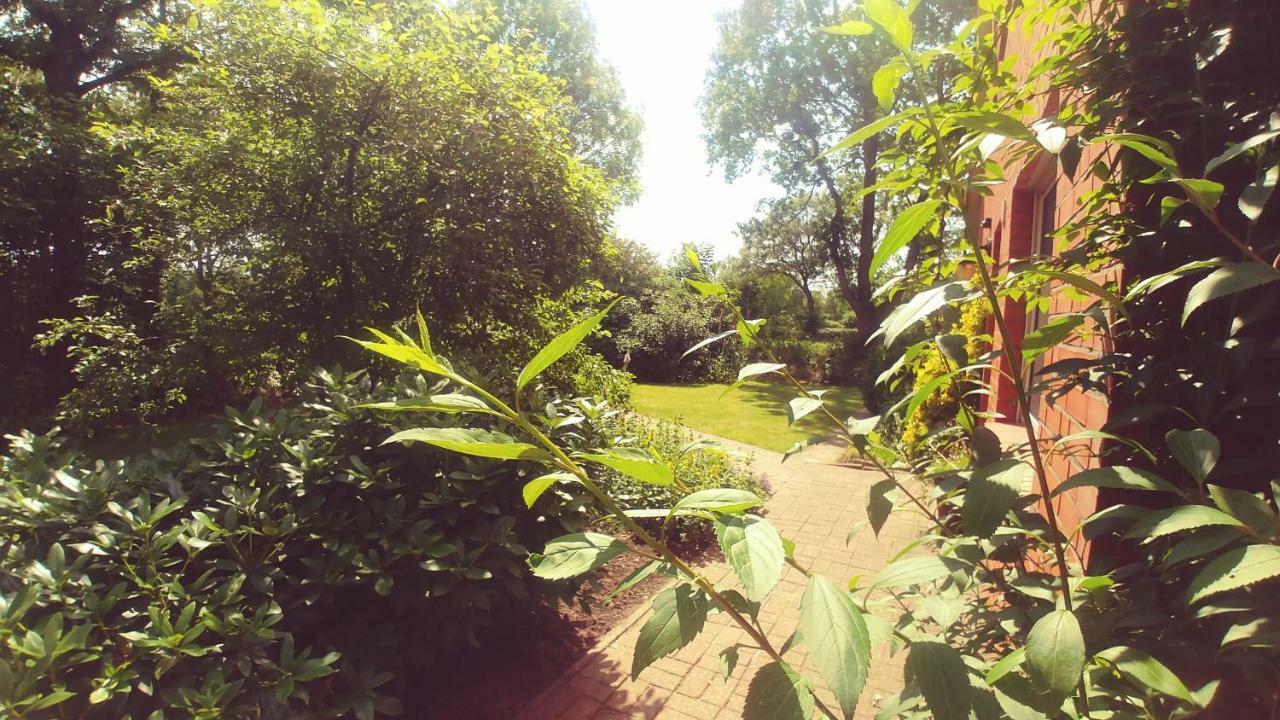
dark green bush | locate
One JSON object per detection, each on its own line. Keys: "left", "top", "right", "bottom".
{"left": 0, "top": 367, "right": 609, "bottom": 719}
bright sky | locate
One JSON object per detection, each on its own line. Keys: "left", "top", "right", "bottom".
{"left": 585, "top": 0, "right": 780, "bottom": 262}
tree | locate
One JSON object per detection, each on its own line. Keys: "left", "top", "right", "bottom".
{"left": 738, "top": 193, "right": 831, "bottom": 333}
{"left": 459, "top": 0, "right": 643, "bottom": 200}
{"left": 702, "top": 0, "right": 965, "bottom": 343}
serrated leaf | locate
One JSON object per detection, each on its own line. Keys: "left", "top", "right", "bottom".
{"left": 581, "top": 448, "right": 674, "bottom": 486}
{"left": 605, "top": 560, "right": 664, "bottom": 604}
{"left": 1021, "top": 314, "right": 1083, "bottom": 363}
{"left": 1186, "top": 544, "right": 1280, "bottom": 604}
{"left": 631, "top": 585, "right": 710, "bottom": 679}
{"left": 1208, "top": 485, "right": 1278, "bottom": 537}
{"left": 878, "top": 281, "right": 969, "bottom": 347}
{"left": 1124, "top": 505, "right": 1244, "bottom": 541}
{"left": 744, "top": 662, "right": 814, "bottom": 720}
{"left": 907, "top": 641, "right": 970, "bottom": 720}
{"left": 383, "top": 428, "right": 551, "bottom": 461}
{"left": 787, "top": 396, "right": 824, "bottom": 425}
{"left": 716, "top": 515, "right": 785, "bottom": 602}
{"left": 1205, "top": 129, "right": 1280, "bottom": 174}
{"left": 739, "top": 362, "right": 786, "bottom": 382}
{"left": 872, "top": 59, "right": 908, "bottom": 111}
{"left": 985, "top": 646, "right": 1026, "bottom": 684}
{"left": 530, "top": 533, "right": 627, "bottom": 580}
{"left": 1166, "top": 428, "right": 1219, "bottom": 483}
{"left": 1163, "top": 527, "right": 1241, "bottom": 567}
{"left": 1240, "top": 164, "right": 1278, "bottom": 222}
{"left": 686, "top": 279, "right": 726, "bottom": 297}
{"left": 522, "top": 472, "right": 576, "bottom": 508}
{"left": 351, "top": 331, "right": 451, "bottom": 377}
{"left": 872, "top": 200, "right": 942, "bottom": 277}
{"left": 1051, "top": 466, "right": 1180, "bottom": 497}
{"left": 963, "top": 460, "right": 1029, "bottom": 538}
{"left": 872, "top": 556, "right": 966, "bottom": 590}
{"left": 1094, "top": 646, "right": 1198, "bottom": 705}
{"left": 950, "top": 111, "right": 1036, "bottom": 142}
{"left": 682, "top": 329, "right": 738, "bottom": 359}
{"left": 801, "top": 575, "right": 871, "bottom": 718}
{"left": 864, "top": 0, "right": 913, "bottom": 51}
{"left": 360, "top": 393, "right": 495, "bottom": 415}
{"left": 1025, "top": 610, "right": 1085, "bottom": 701}
{"left": 828, "top": 111, "right": 909, "bottom": 155}
{"left": 824, "top": 19, "right": 874, "bottom": 35}
{"left": 867, "top": 479, "right": 897, "bottom": 537}
{"left": 518, "top": 299, "right": 618, "bottom": 389}
{"left": 1098, "top": 133, "right": 1179, "bottom": 172}
{"left": 674, "top": 488, "right": 763, "bottom": 515}
{"left": 1182, "top": 263, "right": 1280, "bottom": 325}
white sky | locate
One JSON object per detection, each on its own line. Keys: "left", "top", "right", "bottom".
{"left": 585, "top": 0, "right": 780, "bottom": 261}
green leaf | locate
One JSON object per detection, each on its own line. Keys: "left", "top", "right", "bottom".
{"left": 1021, "top": 314, "right": 1083, "bottom": 363}
{"left": 963, "top": 459, "right": 1030, "bottom": 538}
{"left": 360, "top": 393, "right": 495, "bottom": 415}
{"left": 1094, "top": 646, "right": 1198, "bottom": 705}
{"left": 581, "top": 448, "right": 675, "bottom": 487}
{"left": 716, "top": 515, "right": 785, "bottom": 602}
{"left": 605, "top": 560, "right": 664, "bottom": 604}
{"left": 1163, "top": 526, "right": 1241, "bottom": 567}
{"left": 828, "top": 111, "right": 909, "bottom": 155}
{"left": 530, "top": 533, "right": 628, "bottom": 580}
{"left": 1051, "top": 466, "right": 1180, "bottom": 497}
{"left": 744, "top": 662, "right": 814, "bottom": 720}
{"left": 1205, "top": 129, "right": 1280, "bottom": 174}
{"left": 907, "top": 641, "right": 970, "bottom": 720}
{"left": 787, "top": 396, "right": 824, "bottom": 425}
{"left": 950, "top": 111, "right": 1036, "bottom": 142}
{"left": 682, "top": 329, "right": 738, "bottom": 359}
{"left": 1182, "top": 263, "right": 1280, "bottom": 325}
{"left": 867, "top": 478, "right": 897, "bottom": 537}
{"left": 1025, "top": 610, "right": 1085, "bottom": 701}
{"left": 674, "top": 488, "right": 763, "bottom": 515}
{"left": 1176, "top": 178, "right": 1226, "bottom": 209}
{"left": 351, "top": 330, "right": 451, "bottom": 377}
{"left": 1098, "top": 133, "right": 1179, "bottom": 172}
{"left": 878, "top": 281, "right": 969, "bottom": 347}
{"left": 864, "top": 0, "right": 913, "bottom": 51}
{"left": 738, "top": 362, "right": 786, "bottom": 382}
{"left": 801, "top": 575, "right": 871, "bottom": 718}
{"left": 383, "top": 428, "right": 551, "bottom": 461}
{"left": 522, "top": 472, "right": 576, "bottom": 508}
{"left": 1166, "top": 428, "right": 1220, "bottom": 483}
{"left": 1160, "top": 196, "right": 1186, "bottom": 225}
{"left": 631, "top": 585, "right": 710, "bottom": 679}
{"left": 517, "top": 299, "right": 618, "bottom": 390}
{"left": 1186, "top": 544, "right": 1280, "bottom": 604}
{"left": 686, "top": 278, "right": 727, "bottom": 297}
{"left": 1124, "top": 505, "right": 1244, "bottom": 542}
{"left": 1034, "top": 270, "right": 1129, "bottom": 321}
{"left": 872, "top": 200, "right": 942, "bottom": 277}
{"left": 872, "top": 59, "right": 908, "bottom": 110}
{"left": 1240, "top": 164, "right": 1278, "bottom": 222}
{"left": 872, "top": 556, "right": 965, "bottom": 590}
{"left": 985, "top": 646, "right": 1026, "bottom": 684}
{"left": 824, "top": 20, "right": 874, "bottom": 36}
{"left": 1208, "top": 485, "right": 1278, "bottom": 537}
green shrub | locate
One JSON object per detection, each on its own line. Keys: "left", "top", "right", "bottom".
{"left": 593, "top": 413, "right": 762, "bottom": 543}
{"left": 0, "top": 367, "right": 607, "bottom": 719}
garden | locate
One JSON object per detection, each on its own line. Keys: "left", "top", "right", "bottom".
{"left": 2, "top": 0, "right": 1280, "bottom": 719}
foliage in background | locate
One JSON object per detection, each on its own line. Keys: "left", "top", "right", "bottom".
{"left": 898, "top": 297, "right": 989, "bottom": 450}
{"left": 0, "top": 361, "right": 682, "bottom": 718}
{"left": 0, "top": 0, "right": 636, "bottom": 431}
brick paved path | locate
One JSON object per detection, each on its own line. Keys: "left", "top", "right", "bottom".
{"left": 521, "top": 437, "right": 931, "bottom": 720}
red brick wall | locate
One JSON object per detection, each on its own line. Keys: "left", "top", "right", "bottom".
{"left": 971, "top": 16, "right": 1120, "bottom": 561}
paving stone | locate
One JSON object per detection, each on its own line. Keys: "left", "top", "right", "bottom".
{"left": 518, "top": 436, "right": 930, "bottom": 720}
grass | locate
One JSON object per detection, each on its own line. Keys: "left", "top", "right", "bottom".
{"left": 632, "top": 381, "right": 864, "bottom": 453}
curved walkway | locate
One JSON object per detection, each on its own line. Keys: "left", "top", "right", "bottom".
{"left": 520, "top": 437, "right": 931, "bottom": 720}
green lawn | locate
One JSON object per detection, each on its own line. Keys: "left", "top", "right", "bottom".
{"left": 632, "top": 382, "right": 864, "bottom": 453}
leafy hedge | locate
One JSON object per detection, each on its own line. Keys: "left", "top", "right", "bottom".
{"left": 0, "top": 367, "right": 609, "bottom": 719}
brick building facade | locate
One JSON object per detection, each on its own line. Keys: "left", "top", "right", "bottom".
{"left": 969, "top": 20, "right": 1119, "bottom": 555}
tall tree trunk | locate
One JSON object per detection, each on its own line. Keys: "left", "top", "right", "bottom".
{"left": 852, "top": 134, "right": 881, "bottom": 343}
{"left": 799, "top": 283, "right": 819, "bottom": 335}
